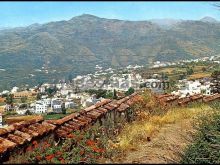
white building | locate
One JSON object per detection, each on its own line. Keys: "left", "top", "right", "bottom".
{"left": 2, "top": 90, "right": 10, "bottom": 95}
{"left": 11, "top": 86, "right": 19, "bottom": 93}
{"left": 60, "top": 89, "right": 72, "bottom": 96}
{"left": 51, "top": 99, "right": 62, "bottom": 113}
{"left": 39, "top": 86, "right": 46, "bottom": 93}
{"left": 0, "top": 113, "right": 2, "bottom": 127}
{"left": 81, "top": 95, "right": 99, "bottom": 107}
{"left": 172, "top": 80, "right": 211, "bottom": 98}
{"left": 65, "top": 101, "right": 76, "bottom": 109}
{"left": 35, "top": 101, "right": 48, "bottom": 114}
{"left": 41, "top": 98, "right": 51, "bottom": 106}
{"left": 16, "top": 109, "right": 27, "bottom": 115}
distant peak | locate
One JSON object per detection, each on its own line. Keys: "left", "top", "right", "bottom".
{"left": 200, "top": 16, "right": 218, "bottom": 23}
{"left": 71, "top": 14, "right": 100, "bottom": 20}
{"left": 27, "top": 23, "right": 41, "bottom": 28}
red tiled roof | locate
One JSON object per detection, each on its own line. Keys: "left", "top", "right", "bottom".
{"left": 155, "top": 94, "right": 173, "bottom": 99}
{"left": 203, "top": 93, "right": 220, "bottom": 103}
{"left": 0, "top": 92, "right": 147, "bottom": 158}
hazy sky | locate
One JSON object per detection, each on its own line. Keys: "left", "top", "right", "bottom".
{"left": 0, "top": 1, "right": 220, "bottom": 27}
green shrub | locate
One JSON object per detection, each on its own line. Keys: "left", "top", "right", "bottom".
{"left": 181, "top": 110, "right": 220, "bottom": 164}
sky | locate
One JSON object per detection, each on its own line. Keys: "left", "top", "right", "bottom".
{"left": 0, "top": 1, "right": 220, "bottom": 28}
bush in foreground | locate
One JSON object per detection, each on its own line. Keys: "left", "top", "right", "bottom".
{"left": 181, "top": 102, "right": 220, "bottom": 164}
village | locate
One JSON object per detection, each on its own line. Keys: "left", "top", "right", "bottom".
{"left": 0, "top": 55, "right": 220, "bottom": 128}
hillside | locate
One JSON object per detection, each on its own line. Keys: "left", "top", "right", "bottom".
{"left": 0, "top": 14, "right": 220, "bottom": 90}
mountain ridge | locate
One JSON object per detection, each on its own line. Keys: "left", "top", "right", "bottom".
{"left": 0, "top": 14, "right": 220, "bottom": 90}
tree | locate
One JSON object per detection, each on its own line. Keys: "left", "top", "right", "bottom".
{"left": 178, "top": 73, "right": 186, "bottom": 80}
{"left": 21, "top": 97, "right": 27, "bottom": 103}
{"left": 46, "top": 86, "right": 58, "bottom": 97}
{"left": 113, "top": 89, "right": 118, "bottom": 99}
{"left": 5, "top": 94, "right": 14, "bottom": 105}
{"left": 36, "top": 93, "right": 41, "bottom": 100}
{"left": 25, "top": 110, "right": 32, "bottom": 115}
{"left": 20, "top": 104, "right": 27, "bottom": 109}
{"left": 161, "top": 72, "right": 168, "bottom": 80}
{"left": 105, "top": 91, "right": 113, "bottom": 99}
{"left": 125, "top": 87, "right": 135, "bottom": 96}
{"left": 86, "top": 89, "right": 107, "bottom": 99}
{"left": 61, "top": 103, "right": 66, "bottom": 114}
{"left": 202, "top": 67, "right": 206, "bottom": 72}
{"left": 186, "top": 67, "right": 194, "bottom": 75}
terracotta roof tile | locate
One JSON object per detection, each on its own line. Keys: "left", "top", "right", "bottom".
{"left": 7, "top": 134, "right": 26, "bottom": 145}
{"left": 83, "top": 99, "right": 111, "bottom": 113}
{"left": 190, "top": 94, "right": 203, "bottom": 101}
{"left": 41, "top": 121, "right": 56, "bottom": 131}
{"left": 60, "top": 126, "right": 73, "bottom": 133}
{"left": 96, "top": 107, "right": 108, "bottom": 113}
{"left": 116, "top": 97, "right": 130, "bottom": 105}
{"left": 117, "top": 103, "right": 130, "bottom": 112}
{"left": 84, "top": 113, "right": 98, "bottom": 121}
{"left": 0, "top": 93, "right": 141, "bottom": 157}
{"left": 103, "top": 104, "right": 115, "bottom": 111}
{"left": 64, "top": 123, "right": 78, "bottom": 131}
{"left": 156, "top": 94, "right": 173, "bottom": 99}
{"left": 162, "top": 95, "right": 179, "bottom": 103}
{"left": 28, "top": 125, "right": 43, "bottom": 136}
{"left": 76, "top": 116, "right": 92, "bottom": 124}
{"left": 46, "top": 113, "right": 79, "bottom": 126}
{"left": 20, "top": 127, "right": 38, "bottom": 138}
{"left": 203, "top": 94, "right": 220, "bottom": 102}
{"left": 67, "top": 121, "right": 82, "bottom": 129}
{"left": 107, "top": 103, "right": 119, "bottom": 108}
{"left": 0, "top": 129, "right": 8, "bottom": 136}
{"left": 55, "top": 129, "right": 70, "bottom": 138}
{"left": 71, "top": 119, "right": 87, "bottom": 127}
{"left": 14, "top": 130, "right": 32, "bottom": 142}
{"left": 87, "top": 111, "right": 102, "bottom": 118}
{"left": 92, "top": 109, "right": 106, "bottom": 115}
{"left": 0, "top": 137, "right": 16, "bottom": 154}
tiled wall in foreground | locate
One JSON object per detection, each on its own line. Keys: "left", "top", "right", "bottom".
{"left": 1, "top": 91, "right": 220, "bottom": 162}
{"left": 0, "top": 92, "right": 140, "bottom": 162}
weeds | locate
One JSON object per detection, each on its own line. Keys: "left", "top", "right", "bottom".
{"left": 181, "top": 102, "right": 220, "bottom": 164}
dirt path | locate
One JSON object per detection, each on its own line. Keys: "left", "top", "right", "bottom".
{"left": 111, "top": 119, "right": 196, "bottom": 164}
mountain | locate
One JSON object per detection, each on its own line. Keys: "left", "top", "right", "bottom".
{"left": 0, "top": 14, "right": 220, "bottom": 90}
{"left": 149, "top": 18, "right": 182, "bottom": 29}
{"left": 200, "top": 16, "right": 218, "bottom": 23}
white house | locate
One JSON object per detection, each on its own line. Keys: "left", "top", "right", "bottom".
{"left": 65, "top": 101, "right": 76, "bottom": 109}
{"left": 81, "top": 95, "right": 100, "bottom": 107}
{"left": 39, "top": 86, "right": 46, "bottom": 93}
{"left": 60, "top": 89, "right": 72, "bottom": 96}
{"left": 35, "top": 101, "right": 48, "bottom": 114}
{"left": 16, "top": 109, "right": 27, "bottom": 115}
{"left": 172, "top": 80, "right": 212, "bottom": 98}
{"left": 11, "top": 86, "right": 19, "bottom": 93}
{"left": 41, "top": 98, "right": 51, "bottom": 106}
{"left": 2, "top": 90, "right": 10, "bottom": 95}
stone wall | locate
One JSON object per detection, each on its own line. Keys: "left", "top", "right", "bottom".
{"left": 0, "top": 92, "right": 140, "bottom": 162}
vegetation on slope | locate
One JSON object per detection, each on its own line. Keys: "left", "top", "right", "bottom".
{"left": 181, "top": 101, "right": 220, "bottom": 164}
{"left": 1, "top": 14, "right": 220, "bottom": 90}
{"left": 110, "top": 91, "right": 212, "bottom": 153}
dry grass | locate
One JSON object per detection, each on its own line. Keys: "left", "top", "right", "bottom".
{"left": 187, "top": 72, "right": 211, "bottom": 80}
{"left": 115, "top": 104, "right": 212, "bottom": 152}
